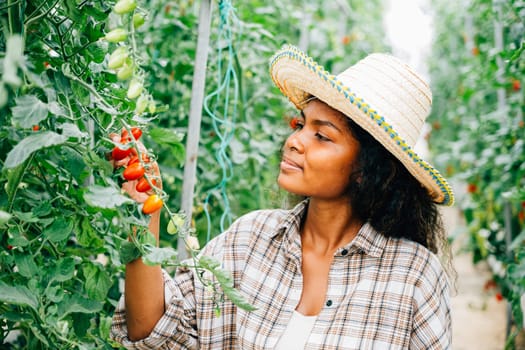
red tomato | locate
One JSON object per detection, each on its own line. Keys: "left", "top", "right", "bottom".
{"left": 127, "top": 153, "right": 149, "bottom": 166}
{"left": 128, "top": 156, "right": 139, "bottom": 165}
{"left": 136, "top": 177, "right": 156, "bottom": 192}
{"left": 121, "top": 127, "right": 142, "bottom": 142}
{"left": 142, "top": 194, "right": 163, "bottom": 214}
{"left": 512, "top": 79, "right": 521, "bottom": 91}
{"left": 112, "top": 146, "right": 132, "bottom": 160}
{"left": 123, "top": 163, "right": 145, "bottom": 181}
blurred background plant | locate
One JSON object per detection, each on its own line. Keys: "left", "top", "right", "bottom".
{"left": 428, "top": 0, "right": 525, "bottom": 342}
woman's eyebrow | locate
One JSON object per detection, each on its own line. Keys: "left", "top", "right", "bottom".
{"left": 301, "top": 110, "right": 342, "bottom": 132}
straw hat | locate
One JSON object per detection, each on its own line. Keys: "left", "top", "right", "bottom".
{"left": 270, "top": 44, "right": 454, "bottom": 206}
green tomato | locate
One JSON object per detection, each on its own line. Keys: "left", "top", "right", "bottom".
{"left": 127, "top": 79, "right": 144, "bottom": 99}
{"left": 114, "top": 0, "right": 136, "bottom": 14}
{"left": 167, "top": 214, "right": 186, "bottom": 235}
{"left": 108, "top": 47, "right": 128, "bottom": 69}
{"left": 133, "top": 13, "right": 145, "bottom": 28}
{"left": 148, "top": 101, "right": 156, "bottom": 114}
{"left": 117, "top": 60, "right": 134, "bottom": 80}
{"left": 105, "top": 28, "right": 127, "bottom": 43}
{"left": 134, "top": 94, "right": 148, "bottom": 114}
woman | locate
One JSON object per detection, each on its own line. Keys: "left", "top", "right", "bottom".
{"left": 111, "top": 45, "right": 454, "bottom": 349}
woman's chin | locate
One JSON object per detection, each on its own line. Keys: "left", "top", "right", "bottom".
{"left": 277, "top": 176, "right": 306, "bottom": 197}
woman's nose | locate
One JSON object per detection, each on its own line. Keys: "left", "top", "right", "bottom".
{"left": 285, "top": 131, "right": 304, "bottom": 153}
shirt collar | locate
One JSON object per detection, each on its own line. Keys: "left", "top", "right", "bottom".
{"left": 341, "top": 222, "right": 386, "bottom": 258}
{"left": 279, "top": 199, "right": 308, "bottom": 236}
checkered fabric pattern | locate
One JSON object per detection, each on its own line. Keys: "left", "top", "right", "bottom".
{"left": 111, "top": 200, "right": 451, "bottom": 349}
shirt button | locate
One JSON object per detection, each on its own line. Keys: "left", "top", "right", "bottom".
{"left": 326, "top": 300, "right": 333, "bottom": 307}
{"left": 341, "top": 249, "right": 349, "bottom": 256}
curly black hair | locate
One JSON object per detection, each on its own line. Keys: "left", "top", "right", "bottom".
{"left": 346, "top": 118, "right": 445, "bottom": 252}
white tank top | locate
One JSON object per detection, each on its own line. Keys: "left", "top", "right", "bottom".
{"left": 275, "top": 311, "right": 317, "bottom": 349}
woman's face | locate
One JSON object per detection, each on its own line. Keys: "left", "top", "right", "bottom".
{"left": 278, "top": 99, "right": 361, "bottom": 200}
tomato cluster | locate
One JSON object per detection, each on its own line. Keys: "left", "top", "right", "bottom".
{"left": 111, "top": 127, "right": 163, "bottom": 214}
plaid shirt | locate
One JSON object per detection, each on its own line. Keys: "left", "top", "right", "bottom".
{"left": 111, "top": 200, "right": 451, "bottom": 349}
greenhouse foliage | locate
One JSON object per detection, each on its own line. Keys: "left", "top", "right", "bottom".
{"left": 2, "top": 0, "right": 523, "bottom": 348}
{"left": 0, "top": 0, "right": 386, "bottom": 347}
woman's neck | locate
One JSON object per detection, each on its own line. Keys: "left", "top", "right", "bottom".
{"left": 301, "top": 197, "right": 362, "bottom": 255}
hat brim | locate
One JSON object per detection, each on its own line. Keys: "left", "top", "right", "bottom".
{"left": 270, "top": 45, "right": 454, "bottom": 206}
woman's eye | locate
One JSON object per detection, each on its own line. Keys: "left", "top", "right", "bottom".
{"left": 315, "top": 132, "right": 331, "bottom": 141}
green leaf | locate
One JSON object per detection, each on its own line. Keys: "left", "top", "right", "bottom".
{"left": 45, "top": 285, "right": 64, "bottom": 303}
{"left": 143, "top": 246, "right": 178, "bottom": 266}
{"left": 509, "top": 229, "right": 525, "bottom": 251}
{"left": 8, "top": 226, "right": 30, "bottom": 247}
{"left": 32, "top": 201, "right": 52, "bottom": 217}
{"left": 222, "top": 285, "right": 257, "bottom": 312}
{"left": 85, "top": 41, "right": 107, "bottom": 63}
{"left": 2, "top": 35, "right": 24, "bottom": 87}
{"left": 77, "top": 216, "right": 104, "bottom": 248}
{"left": 29, "top": 324, "right": 50, "bottom": 347}
{"left": 83, "top": 263, "right": 111, "bottom": 301}
{"left": 98, "top": 315, "right": 112, "bottom": 340}
{"left": 0, "top": 210, "right": 12, "bottom": 227}
{"left": 84, "top": 185, "right": 133, "bottom": 209}
{"left": 14, "top": 253, "right": 40, "bottom": 278}
{"left": 13, "top": 210, "right": 40, "bottom": 223}
{"left": 119, "top": 240, "right": 141, "bottom": 264}
{"left": 149, "top": 127, "right": 184, "bottom": 145}
{"left": 0, "top": 282, "right": 38, "bottom": 310}
{"left": 4, "top": 131, "right": 68, "bottom": 169}
{"left": 60, "top": 122, "right": 87, "bottom": 139}
{"left": 171, "top": 142, "right": 186, "bottom": 166}
{"left": 2, "top": 311, "right": 33, "bottom": 323}
{"left": 48, "top": 101, "right": 68, "bottom": 117}
{"left": 198, "top": 255, "right": 221, "bottom": 270}
{"left": 139, "top": 230, "right": 157, "bottom": 246}
{"left": 5, "top": 152, "right": 33, "bottom": 207}
{"left": 49, "top": 257, "right": 77, "bottom": 283}
{"left": 57, "top": 294, "right": 103, "bottom": 318}
{"left": 0, "top": 82, "right": 8, "bottom": 108}
{"left": 11, "top": 95, "right": 49, "bottom": 127}
{"left": 42, "top": 217, "right": 74, "bottom": 243}
{"left": 509, "top": 261, "right": 525, "bottom": 280}
{"left": 72, "top": 313, "right": 92, "bottom": 338}
{"left": 210, "top": 267, "right": 234, "bottom": 288}
{"left": 70, "top": 80, "right": 91, "bottom": 106}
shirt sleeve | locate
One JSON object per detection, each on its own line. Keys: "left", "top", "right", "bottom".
{"left": 110, "top": 268, "right": 199, "bottom": 349}
{"left": 410, "top": 256, "right": 452, "bottom": 349}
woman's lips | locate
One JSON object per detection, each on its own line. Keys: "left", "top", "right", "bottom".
{"left": 280, "top": 157, "right": 302, "bottom": 171}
